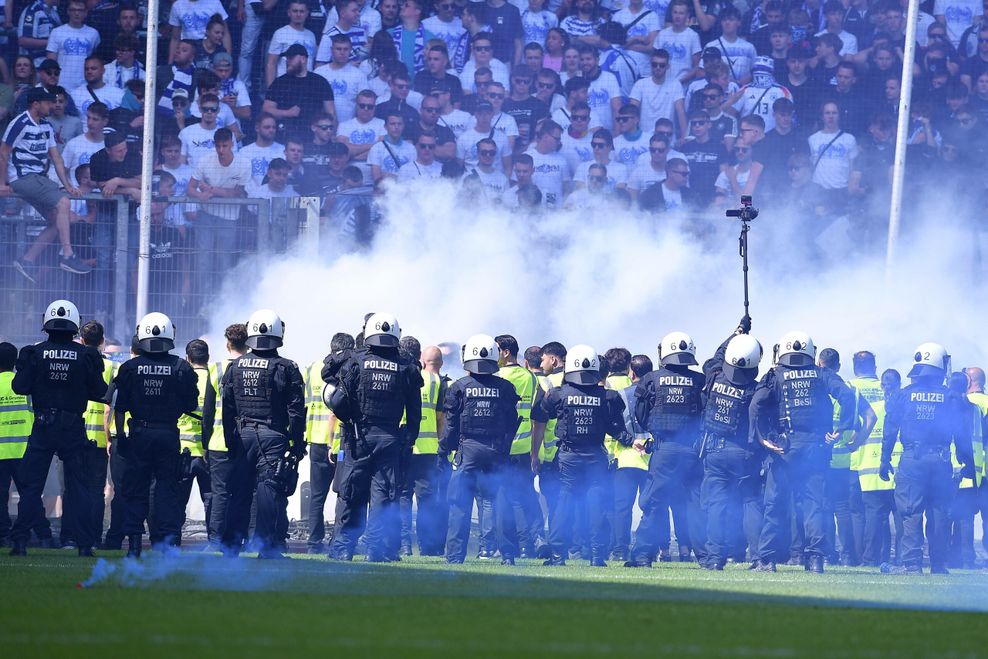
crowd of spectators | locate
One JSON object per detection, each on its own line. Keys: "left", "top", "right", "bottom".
{"left": 2, "top": 0, "right": 988, "bottom": 270}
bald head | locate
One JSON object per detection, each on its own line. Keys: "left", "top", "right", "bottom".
{"left": 965, "top": 367, "right": 985, "bottom": 393}
{"left": 422, "top": 345, "right": 443, "bottom": 373}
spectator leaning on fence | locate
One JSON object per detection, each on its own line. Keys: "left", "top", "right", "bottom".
{"left": 4, "top": 87, "right": 88, "bottom": 281}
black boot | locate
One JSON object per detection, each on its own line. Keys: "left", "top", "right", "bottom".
{"left": 78, "top": 546, "right": 95, "bottom": 558}
{"left": 126, "top": 536, "right": 142, "bottom": 559}
{"left": 9, "top": 540, "right": 27, "bottom": 556}
{"left": 806, "top": 555, "right": 824, "bottom": 573}
{"left": 542, "top": 552, "right": 566, "bottom": 566}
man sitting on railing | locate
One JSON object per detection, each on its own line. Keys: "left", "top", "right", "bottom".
{"left": 4, "top": 87, "right": 90, "bottom": 282}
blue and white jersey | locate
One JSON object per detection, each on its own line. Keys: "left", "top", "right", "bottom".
{"left": 18, "top": 0, "right": 61, "bottom": 65}
{"left": 521, "top": 9, "right": 558, "bottom": 47}
{"left": 3, "top": 111, "right": 55, "bottom": 181}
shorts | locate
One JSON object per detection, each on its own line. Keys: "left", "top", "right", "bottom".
{"left": 11, "top": 174, "right": 66, "bottom": 216}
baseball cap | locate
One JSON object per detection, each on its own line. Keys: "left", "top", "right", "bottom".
{"left": 284, "top": 43, "right": 309, "bottom": 59}
{"left": 171, "top": 88, "right": 190, "bottom": 100}
{"left": 38, "top": 60, "right": 61, "bottom": 73}
{"left": 27, "top": 87, "right": 55, "bottom": 104}
{"left": 212, "top": 52, "right": 233, "bottom": 67}
{"left": 702, "top": 47, "right": 722, "bottom": 59}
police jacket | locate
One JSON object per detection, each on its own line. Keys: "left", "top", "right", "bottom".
{"left": 532, "top": 382, "right": 627, "bottom": 450}
{"left": 438, "top": 373, "right": 519, "bottom": 454}
{"left": 634, "top": 365, "right": 705, "bottom": 443}
{"left": 13, "top": 335, "right": 108, "bottom": 414}
{"left": 320, "top": 347, "right": 353, "bottom": 386}
{"left": 749, "top": 363, "right": 855, "bottom": 444}
{"left": 221, "top": 349, "right": 306, "bottom": 443}
{"left": 335, "top": 346, "right": 423, "bottom": 442}
{"left": 700, "top": 335, "right": 758, "bottom": 444}
{"left": 882, "top": 376, "right": 974, "bottom": 465}
{"left": 113, "top": 352, "right": 198, "bottom": 424}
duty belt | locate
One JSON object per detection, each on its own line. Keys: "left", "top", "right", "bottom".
{"left": 238, "top": 417, "right": 288, "bottom": 434}
{"left": 902, "top": 443, "right": 950, "bottom": 458}
{"left": 702, "top": 432, "right": 743, "bottom": 451}
{"left": 35, "top": 408, "right": 80, "bottom": 425}
{"left": 129, "top": 419, "right": 177, "bottom": 430}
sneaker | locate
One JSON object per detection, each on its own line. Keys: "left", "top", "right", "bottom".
{"left": 13, "top": 258, "right": 38, "bottom": 283}
{"left": 477, "top": 549, "right": 494, "bottom": 560}
{"left": 59, "top": 255, "right": 92, "bottom": 275}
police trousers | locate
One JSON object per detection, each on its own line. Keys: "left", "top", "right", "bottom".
{"left": 895, "top": 449, "right": 952, "bottom": 570}
{"left": 861, "top": 489, "right": 900, "bottom": 566}
{"left": 631, "top": 441, "right": 703, "bottom": 563}
{"left": 177, "top": 455, "right": 212, "bottom": 541}
{"left": 61, "top": 442, "right": 109, "bottom": 547}
{"left": 824, "top": 467, "right": 858, "bottom": 564}
{"left": 611, "top": 467, "right": 647, "bottom": 558}
{"left": 548, "top": 446, "right": 608, "bottom": 559}
{"left": 755, "top": 440, "right": 829, "bottom": 562}
{"left": 307, "top": 443, "right": 336, "bottom": 548}
{"left": 237, "top": 424, "right": 290, "bottom": 553}
{"left": 701, "top": 444, "right": 750, "bottom": 567}
{"left": 507, "top": 453, "right": 545, "bottom": 552}
{"left": 400, "top": 452, "right": 446, "bottom": 555}
{"left": 329, "top": 428, "right": 402, "bottom": 559}
{"left": 12, "top": 415, "right": 95, "bottom": 548}
{"left": 445, "top": 439, "right": 518, "bottom": 562}
{"left": 121, "top": 424, "right": 182, "bottom": 543}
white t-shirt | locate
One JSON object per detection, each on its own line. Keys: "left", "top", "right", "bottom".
{"left": 423, "top": 15, "right": 466, "bottom": 57}
{"left": 238, "top": 141, "right": 286, "bottom": 186}
{"left": 486, "top": 111, "right": 520, "bottom": 143}
{"left": 70, "top": 84, "right": 125, "bottom": 132}
{"left": 654, "top": 27, "right": 701, "bottom": 81}
{"left": 934, "top": 0, "right": 983, "bottom": 46}
{"left": 714, "top": 166, "right": 751, "bottom": 194}
{"left": 575, "top": 158, "right": 627, "bottom": 190}
{"left": 586, "top": 70, "right": 622, "bottom": 131}
{"left": 564, "top": 187, "right": 610, "bottom": 211}
{"left": 520, "top": 9, "right": 558, "bottom": 47}
{"left": 560, "top": 131, "right": 594, "bottom": 174}
{"left": 168, "top": 0, "right": 228, "bottom": 39}
{"left": 313, "top": 63, "right": 369, "bottom": 123}
{"left": 613, "top": 132, "right": 650, "bottom": 170}
{"left": 466, "top": 166, "right": 510, "bottom": 201}
{"left": 268, "top": 26, "right": 318, "bottom": 77}
{"left": 706, "top": 36, "right": 757, "bottom": 83}
{"left": 437, "top": 109, "right": 473, "bottom": 137}
{"left": 191, "top": 152, "right": 252, "bottom": 220}
{"left": 60, "top": 134, "right": 103, "bottom": 184}
{"left": 161, "top": 162, "right": 195, "bottom": 224}
{"left": 398, "top": 159, "right": 443, "bottom": 180}
{"left": 368, "top": 138, "right": 416, "bottom": 176}
{"left": 456, "top": 127, "right": 509, "bottom": 168}
{"left": 179, "top": 123, "right": 231, "bottom": 168}
{"left": 808, "top": 130, "right": 858, "bottom": 189}
{"left": 613, "top": 7, "right": 661, "bottom": 74}
{"left": 630, "top": 76, "right": 684, "bottom": 135}
{"left": 339, "top": 116, "right": 386, "bottom": 146}
{"left": 458, "top": 58, "right": 511, "bottom": 92}
{"left": 46, "top": 24, "right": 100, "bottom": 90}
{"left": 815, "top": 29, "right": 859, "bottom": 55}
{"left": 525, "top": 147, "right": 571, "bottom": 207}
{"left": 684, "top": 78, "right": 739, "bottom": 112}
{"left": 628, "top": 158, "right": 666, "bottom": 191}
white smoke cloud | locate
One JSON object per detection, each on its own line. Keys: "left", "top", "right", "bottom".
{"left": 205, "top": 180, "right": 988, "bottom": 380}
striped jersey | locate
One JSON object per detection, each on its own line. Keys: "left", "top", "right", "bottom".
{"left": 3, "top": 111, "right": 55, "bottom": 181}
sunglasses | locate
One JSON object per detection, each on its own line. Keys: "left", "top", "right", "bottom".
{"left": 690, "top": 119, "right": 709, "bottom": 125}
{"left": 487, "top": 93, "right": 504, "bottom": 99}
{"left": 315, "top": 124, "right": 334, "bottom": 129}
{"left": 735, "top": 147, "right": 749, "bottom": 153}
{"left": 649, "top": 146, "right": 667, "bottom": 153}
{"left": 591, "top": 141, "right": 607, "bottom": 148}
{"left": 478, "top": 149, "right": 496, "bottom": 156}
{"left": 201, "top": 106, "right": 219, "bottom": 113}
{"left": 669, "top": 170, "right": 688, "bottom": 176}
{"left": 655, "top": 132, "right": 673, "bottom": 138}
{"left": 474, "top": 44, "right": 492, "bottom": 51}
{"left": 421, "top": 106, "right": 440, "bottom": 113}
{"left": 513, "top": 78, "right": 532, "bottom": 85}
{"left": 572, "top": 114, "right": 590, "bottom": 121}
{"left": 651, "top": 61, "right": 669, "bottom": 68}
{"left": 588, "top": 175, "right": 605, "bottom": 182}
{"left": 702, "top": 93, "right": 720, "bottom": 100}
{"left": 537, "top": 81, "right": 555, "bottom": 89}
{"left": 417, "top": 142, "right": 436, "bottom": 149}
{"left": 357, "top": 102, "right": 375, "bottom": 109}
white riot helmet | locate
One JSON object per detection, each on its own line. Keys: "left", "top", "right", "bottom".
{"left": 42, "top": 299, "right": 80, "bottom": 334}
{"left": 723, "top": 334, "right": 763, "bottom": 383}
{"left": 774, "top": 331, "right": 815, "bottom": 367}
{"left": 659, "top": 331, "right": 698, "bottom": 366}
{"left": 321, "top": 381, "right": 337, "bottom": 407}
{"left": 462, "top": 334, "right": 499, "bottom": 374}
{"left": 137, "top": 312, "right": 176, "bottom": 353}
{"left": 363, "top": 312, "right": 400, "bottom": 348}
{"left": 246, "top": 309, "right": 285, "bottom": 350}
{"left": 908, "top": 342, "right": 950, "bottom": 379}
{"left": 564, "top": 344, "right": 601, "bottom": 385}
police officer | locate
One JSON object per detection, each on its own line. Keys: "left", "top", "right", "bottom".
{"left": 699, "top": 320, "right": 763, "bottom": 570}
{"left": 304, "top": 332, "right": 353, "bottom": 554}
{"left": 326, "top": 312, "right": 422, "bottom": 562}
{"left": 176, "top": 339, "right": 216, "bottom": 538}
{"left": 626, "top": 332, "right": 706, "bottom": 568}
{"left": 533, "top": 345, "right": 627, "bottom": 566}
{"left": 114, "top": 313, "right": 198, "bottom": 557}
{"left": 222, "top": 309, "right": 306, "bottom": 559}
{"left": 9, "top": 300, "right": 108, "bottom": 557}
{"left": 749, "top": 331, "right": 856, "bottom": 573}
{"left": 880, "top": 344, "right": 973, "bottom": 575}
{"left": 441, "top": 334, "right": 520, "bottom": 564}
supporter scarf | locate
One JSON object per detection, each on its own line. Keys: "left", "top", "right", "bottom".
{"left": 389, "top": 24, "right": 428, "bottom": 73}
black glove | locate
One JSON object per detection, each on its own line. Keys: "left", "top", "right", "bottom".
{"left": 738, "top": 314, "right": 752, "bottom": 334}
{"left": 290, "top": 440, "right": 307, "bottom": 460}
{"left": 879, "top": 460, "right": 894, "bottom": 482}
{"left": 960, "top": 462, "right": 976, "bottom": 481}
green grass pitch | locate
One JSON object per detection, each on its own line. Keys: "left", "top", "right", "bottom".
{"left": 1, "top": 551, "right": 986, "bottom": 658}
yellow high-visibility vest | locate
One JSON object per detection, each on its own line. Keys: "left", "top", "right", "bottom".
{"left": 411, "top": 370, "right": 441, "bottom": 454}
{"left": 83, "top": 358, "right": 114, "bottom": 448}
{"left": 177, "top": 366, "right": 215, "bottom": 458}
{"left": 206, "top": 359, "right": 230, "bottom": 452}
{"left": 0, "top": 371, "right": 32, "bottom": 460}
{"left": 968, "top": 392, "right": 988, "bottom": 477}
{"left": 304, "top": 361, "right": 333, "bottom": 446}
{"left": 951, "top": 399, "right": 985, "bottom": 489}
{"left": 605, "top": 374, "right": 649, "bottom": 470}
{"left": 538, "top": 371, "right": 564, "bottom": 462}
{"left": 847, "top": 376, "right": 883, "bottom": 472}
{"left": 497, "top": 364, "right": 538, "bottom": 456}
{"left": 856, "top": 399, "right": 902, "bottom": 492}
